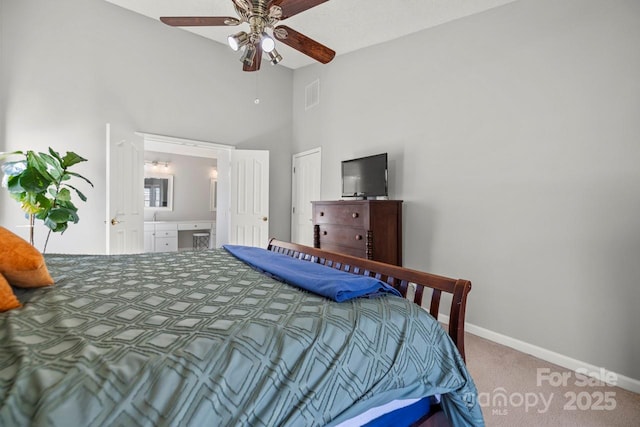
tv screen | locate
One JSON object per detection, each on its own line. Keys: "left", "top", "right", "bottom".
{"left": 341, "top": 153, "right": 388, "bottom": 198}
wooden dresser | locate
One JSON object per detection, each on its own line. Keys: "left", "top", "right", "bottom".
{"left": 312, "top": 200, "right": 403, "bottom": 266}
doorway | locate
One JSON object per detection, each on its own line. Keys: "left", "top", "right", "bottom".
{"left": 105, "top": 129, "right": 269, "bottom": 254}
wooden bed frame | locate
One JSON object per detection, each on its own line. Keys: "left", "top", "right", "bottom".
{"left": 267, "top": 239, "right": 472, "bottom": 361}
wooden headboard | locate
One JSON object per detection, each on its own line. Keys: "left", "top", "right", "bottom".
{"left": 266, "top": 239, "right": 472, "bottom": 361}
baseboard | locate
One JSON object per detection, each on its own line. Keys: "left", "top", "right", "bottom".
{"left": 438, "top": 314, "right": 640, "bottom": 395}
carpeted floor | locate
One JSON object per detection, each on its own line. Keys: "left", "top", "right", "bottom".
{"left": 464, "top": 332, "right": 640, "bottom": 426}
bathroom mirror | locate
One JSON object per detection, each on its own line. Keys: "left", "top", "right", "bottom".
{"left": 144, "top": 174, "right": 173, "bottom": 211}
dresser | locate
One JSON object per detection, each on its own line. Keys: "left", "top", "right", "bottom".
{"left": 312, "top": 200, "right": 403, "bottom": 266}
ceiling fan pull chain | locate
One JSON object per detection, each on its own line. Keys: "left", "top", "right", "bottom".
{"left": 254, "top": 73, "right": 260, "bottom": 105}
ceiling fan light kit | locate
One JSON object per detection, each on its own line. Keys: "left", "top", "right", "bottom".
{"left": 228, "top": 31, "right": 250, "bottom": 51}
{"left": 160, "top": 0, "right": 336, "bottom": 72}
{"left": 260, "top": 34, "right": 276, "bottom": 53}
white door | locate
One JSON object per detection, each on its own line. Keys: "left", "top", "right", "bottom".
{"left": 105, "top": 123, "right": 144, "bottom": 254}
{"left": 230, "top": 149, "right": 269, "bottom": 247}
{"left": 291, "top": 148, "right": 321, "bottom": 246}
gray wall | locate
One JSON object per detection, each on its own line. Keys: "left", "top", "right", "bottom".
{"left": 0, "top": 0, "right": 293, "bottom": 253}
{"left": 292, "top": 0, "right": 640, "bottom": 380}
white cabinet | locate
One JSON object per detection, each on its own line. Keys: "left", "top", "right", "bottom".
{"left": 144, "top": 222, "right": 178, "bottom": 252}
{"left": 144, "top": 221, "right": 215, "bottom": 252}
{"left": 177, "top": 222, "right": 211, "bottom": 232}
{"left": 144, "top": 225, "right": 154, "bottom": 253}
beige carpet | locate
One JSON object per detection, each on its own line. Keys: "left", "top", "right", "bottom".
{"left": 464, "top": 332, "right": 640, "bottom": 426}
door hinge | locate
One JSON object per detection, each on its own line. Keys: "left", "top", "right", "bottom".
{"left": 292, "top": 206, "right": 295, "bottom": 214}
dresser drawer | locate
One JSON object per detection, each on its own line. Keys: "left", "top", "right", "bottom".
{"left": 317, "top": 225, "right": 366, "bottom": 250}
{"left": 314, "top": 204, "right": 366, "bottom": 227}
{"left": 317, "top": 242, "right": 365, "bottom": 259}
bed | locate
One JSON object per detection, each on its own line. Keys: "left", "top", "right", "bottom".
{"left": 0, "top": 239, "right": 484, "bottom": 426}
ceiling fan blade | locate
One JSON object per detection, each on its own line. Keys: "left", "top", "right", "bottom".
{"left": 243, "top": 46, "right": 263, "bottom": 72}
{"left": 160, "top": 16, "right": 240, "bottom": 27}
{"left": 273, "top": 25, "right": 335, "bottom": 64}
{"left": 270, "top": 0, "right": 329, "bottom": 20}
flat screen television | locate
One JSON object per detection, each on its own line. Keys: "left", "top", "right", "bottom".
{"left": 341, "top": 153, "right": 388, "bottom": 198}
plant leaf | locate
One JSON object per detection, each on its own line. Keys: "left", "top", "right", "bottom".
{"left": 65, "top": 171, "right": 94, "bottom": 187}
{"left": 61, "top": 152, "right": 87, "bottom": 168}
{"left": 26, "top": 151, "right": 56, "bottom": 183}
{"left": 40, "top": 152, "right": 63, "bottom": 180}
{"left": 48, "top": 207, "right": 78, "bottom": 223}
{"left": 64, "top": 183, "right": 87, "bottom": 202}
{"left": 48, "top": 147, "right": 64, "bottom": 165}
{"left": 18, "top": 168, "right": 50, "bottom": 194}
{"left": 56, "top": 187, "right": 72, "bottom": 202}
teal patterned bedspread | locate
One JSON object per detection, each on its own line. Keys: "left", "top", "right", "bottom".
{"left": 0, "top": 249, "right": 483, "bottom": 426}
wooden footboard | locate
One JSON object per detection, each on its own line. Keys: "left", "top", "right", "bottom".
{"left": 267, "top": 239, "right": 472, "bottom": 361}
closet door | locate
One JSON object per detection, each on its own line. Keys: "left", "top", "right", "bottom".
{"left": 230, "top": 149, "right": 270, "bottom": 248}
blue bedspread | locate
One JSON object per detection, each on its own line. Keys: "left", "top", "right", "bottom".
{"left": 223, "top": 245, "right": 401, "bottom": 302}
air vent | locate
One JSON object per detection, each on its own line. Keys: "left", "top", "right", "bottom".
{"left": 305, "top": 79, "right": 320, "bottom": 110}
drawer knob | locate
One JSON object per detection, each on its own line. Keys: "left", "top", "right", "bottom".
{"left": 323, "top": 230, "right": 328, "bottom": 235}
{"left": 352, "top": 212, "right": 359, "bottom": 218}
{"left": 320, "top": 211, "right": 325, "bottom": 216}
{"left": 355, "top": 235, "right": 362, "bottom": 240}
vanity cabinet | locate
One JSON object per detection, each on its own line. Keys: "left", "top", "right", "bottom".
{"left": 312, "top": 200, "right": 403, "bottom": 266}
{"left": 144, "top": 221, "right": 215, "bottom": 252}
{"left": 144, "top": 223, "right": 178, "bottom": 253}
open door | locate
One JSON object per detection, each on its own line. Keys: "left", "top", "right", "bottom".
{"left": 105, "top": 123, "right": 144, "bottom": 254}
{"left": 230, "top": 149, "right": 269, "bottom": 247}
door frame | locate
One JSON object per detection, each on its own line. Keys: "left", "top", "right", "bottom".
{"left": 138, "top": 132, "right": 234, "bottom": 248}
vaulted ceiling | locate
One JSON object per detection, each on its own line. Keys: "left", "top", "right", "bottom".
{"left": 105, "top": 0, "right": 519, "bottom": 69}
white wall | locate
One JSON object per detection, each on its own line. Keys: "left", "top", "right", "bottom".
{"left": 292, "top": 0, "right": 640, "bottom": 382}
{"left": 0, "top": 0, "right": 293, "bottom": 253}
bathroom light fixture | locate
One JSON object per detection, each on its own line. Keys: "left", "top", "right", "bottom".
{"left": 144, "top": 160, "right": 170, "bottom": 169}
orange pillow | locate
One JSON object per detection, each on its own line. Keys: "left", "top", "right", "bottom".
{"left": 0, "top": 273, "right": 21, "bottom": 312}
{"left": 0, "top": 226, "right": 54, "bottom": 288}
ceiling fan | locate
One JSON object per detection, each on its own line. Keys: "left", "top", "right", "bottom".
{"left": 160, "top": 0, "right": 336, "bottom": 72}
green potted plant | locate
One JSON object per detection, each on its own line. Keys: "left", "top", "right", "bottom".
{"left": 0, "top": 148, "right": 93, "bottom": 252}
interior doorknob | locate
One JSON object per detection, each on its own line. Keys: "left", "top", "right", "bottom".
{"left": 110, "top": 218, "right": 120, "bottom": 226}
{"left": 262, "top": 217, "right": 268, "bottom": 222}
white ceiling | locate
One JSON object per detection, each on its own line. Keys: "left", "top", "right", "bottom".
{"left": 104, "top": 0, "right": 518, "bottom": 69}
